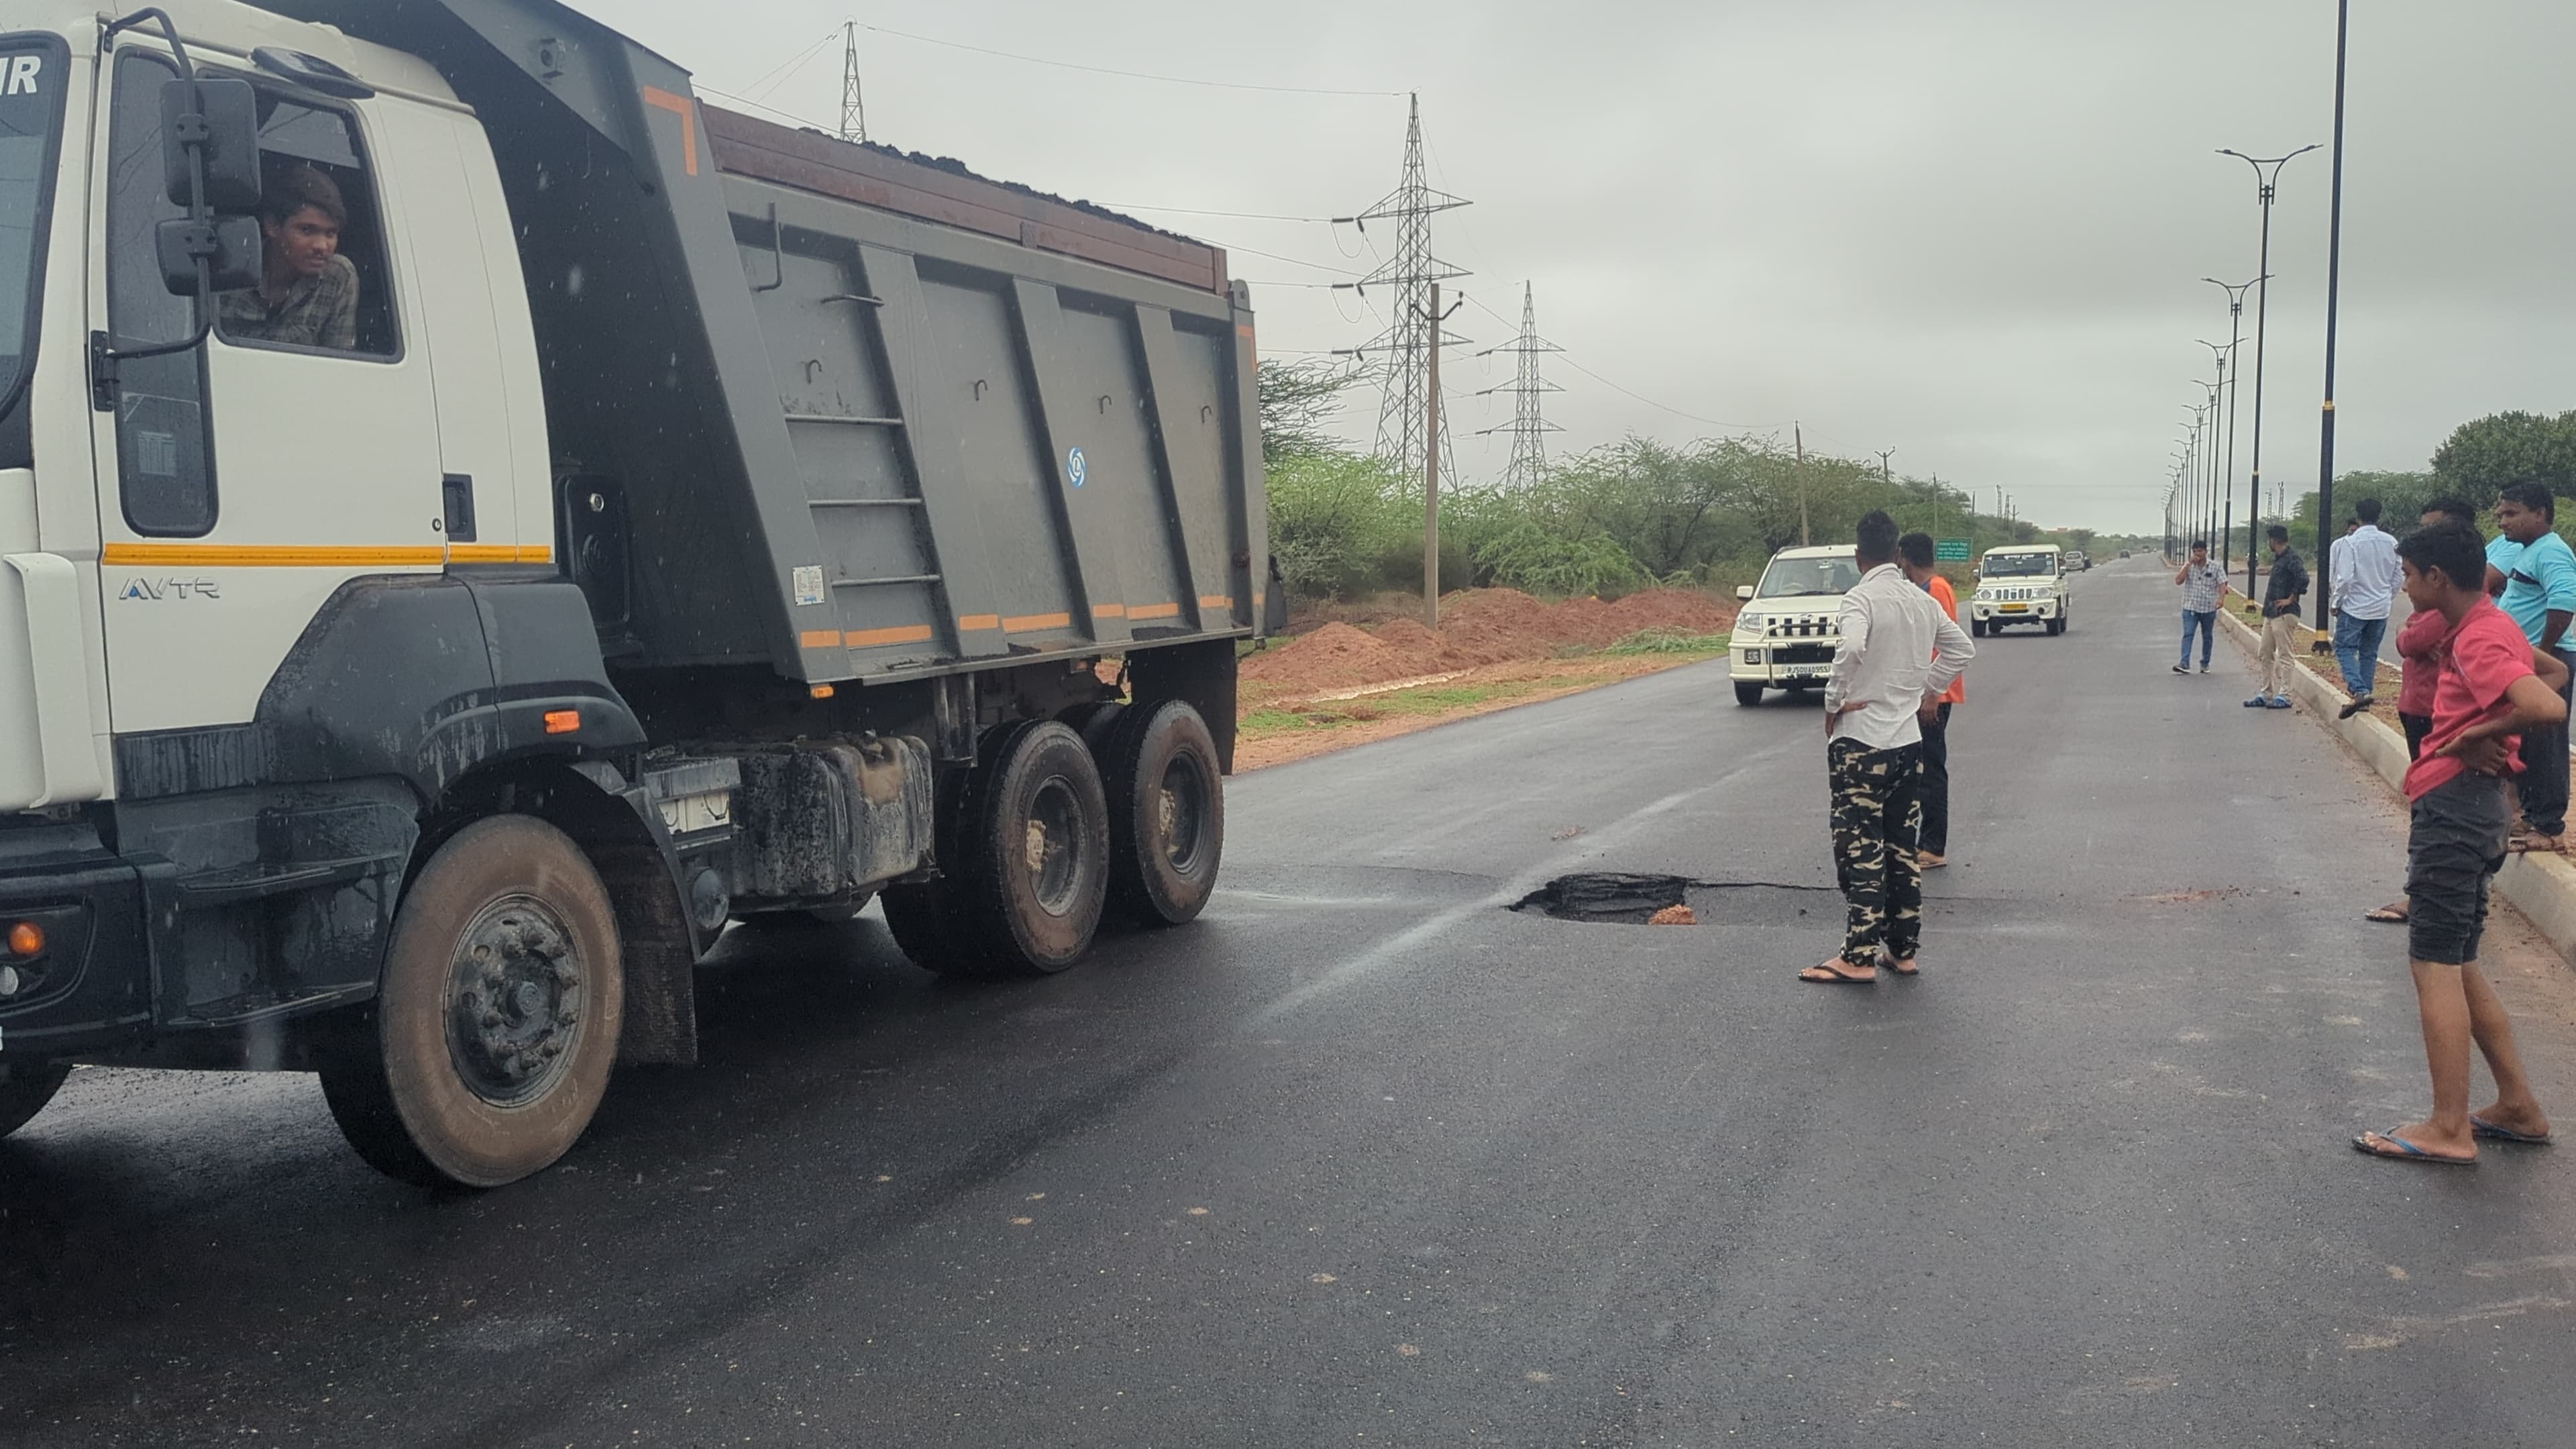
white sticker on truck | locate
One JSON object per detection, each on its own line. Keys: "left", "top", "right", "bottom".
{"left": 792, "top": 565, "right": 825, "bottom": 606}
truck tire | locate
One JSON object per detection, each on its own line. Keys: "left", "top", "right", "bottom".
{"left": 881, "top": 878, "right": 970, "bottom": 972}
{"left": 318, "top": 815, "right": 625, "bottom": 1189}
{"left": 1060, "top": 700, "right": 1126, "bottom": 753}
{"left": 0, "top": 1063, "right": 70, "bottom": 1140}
{"left": 1100, "top": 700, "right": 1224, "bottom": 927}
{"left": 951, "top": 720, "right": 1110, "bottom": 975}
{"left": 1970, "top": 619, "right": 1987, "bottom": 639}
{"left": 1733, "top": 682, "right": 1764, "bottom": 706}
{"left": 2047, "top": 616, "right": 2065, "bottom": 636}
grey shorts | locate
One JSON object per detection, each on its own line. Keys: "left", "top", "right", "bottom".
{"left": 2406, "top": 773, "right": 2510, "bottom": 965}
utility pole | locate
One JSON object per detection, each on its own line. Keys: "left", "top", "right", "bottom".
{"left": 1417, "top": 282, "right": 1463, "bottom": 627}
{"left": 2314, "top": 0, "right": 2352, "bottom": 631}
{"left": 1335, "top": 95, "right": 1470, "bottom": 508}
{"left": 1795, "top": 424, "right": 1809, "bottom": 546}
{"left": 1475, "top": 282, "right": 1563, "bottom": 490}
{"left": 838, "top": 21, "right": 867, "bottom": 144}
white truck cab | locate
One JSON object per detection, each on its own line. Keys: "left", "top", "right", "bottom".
{"left": 1969, "top": 543, "right": 2071, "bottom": 637}
{"left": 1729, "top": 545, "right": 1861, "bottom": 706}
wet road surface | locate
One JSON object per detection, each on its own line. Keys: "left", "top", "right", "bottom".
{"left": 6, "top": 555, "right": 2575, "bottom": 1447}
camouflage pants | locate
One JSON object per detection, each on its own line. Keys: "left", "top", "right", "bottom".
{"left": 1827, "top": 737, "right": 1924, "bottom": 962}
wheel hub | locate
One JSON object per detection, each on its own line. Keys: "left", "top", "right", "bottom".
{"left": 445, "top": 895, "right": 586, "bottom": 1107}
{"left": 1157, "top": 757, "right": 1209, "bottom": 873}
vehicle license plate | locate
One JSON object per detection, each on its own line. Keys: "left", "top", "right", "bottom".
{"left": 2001, "top": 604, "right": 2028, "bottom": 613}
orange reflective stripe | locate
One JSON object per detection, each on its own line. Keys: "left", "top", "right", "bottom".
{"left": 845, "top": 625, "right": 934, "bottom": 648}
{"left": 641, "top": 87, "right": 698, "bottom": 176}
{"left": 1003, "top": 612, "right": 1072, "bottom": 633}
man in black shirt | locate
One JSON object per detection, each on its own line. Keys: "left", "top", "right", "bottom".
{"left": 2247, "top": 525, "right": 2307, "bottom": 710}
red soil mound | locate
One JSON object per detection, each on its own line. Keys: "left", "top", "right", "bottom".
{"left": 1242, "top": 588, "right": 1737, "bottom": 697}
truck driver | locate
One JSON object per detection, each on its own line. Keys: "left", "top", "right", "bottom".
{"left": 218, "top": 163, "right": 360, "bottom": 352}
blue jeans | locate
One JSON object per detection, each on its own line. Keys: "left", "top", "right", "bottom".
{"left": 2333, "top": 612, "right": 2388, "bottom": 697}
{"left": 2179, "top": 610, "right": 2215, "bottom": 667}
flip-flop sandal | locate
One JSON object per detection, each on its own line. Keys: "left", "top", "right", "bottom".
{"left": 2507, "top": 834, "right": 2568, "bottom": 854}
{"left": 2471, "top": 1116, "right": 2554, "bottom": 1145}
{"left": 2352, "top": 1130, "right": 2475, "bottom": 1167}
{"left": 1799, "top": 960, "right": 1876, "bottom": 985}
{"left": 2363, "top": 906, "right": 2410, "bottom": 924}
{"left": 1875, "top": 945, "right": 1921, "bottom": 977}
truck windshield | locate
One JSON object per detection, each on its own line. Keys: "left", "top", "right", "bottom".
{"left": 0, "top": 36, "right": 69, "bottom": 432}
{"left": 1982, "top": 553, "right": 2055, "bottom": 578}
{"left": 1756, "top": 555, "right": 1862, "bottom": 599}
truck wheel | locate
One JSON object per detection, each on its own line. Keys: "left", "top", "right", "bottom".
{"left": 1100, "top": 700, "right": 1224, "bottom": 927}
{"left": 881, "top": 878, "right": 970, "bottom": 972}
{"left": 1060, "top": 700, "right": 1126, "bottom": 753}
{"left": 319, "top": 816, "right": 624, "bottom": 1189}
{"left": 0, "top": 1064, "right": 70, "bottom": 1140}
{"left": 2047, "top": 617, "right": 2065, "bottom": 636}
{"left": 953, "top": 721, "right": 1110, "bottom": 975}
{"left": 1970, "top": 619, "right": 1986, "bottom": 639}
{"left": 1733, "top": 682, "right": 1764, "bottom": 706}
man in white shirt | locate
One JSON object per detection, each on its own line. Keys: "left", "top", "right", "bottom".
{"left": 1805, "top": 511, "right": 1975, "bottom": 985}
{"left": 2328, "top": 497, "right": 2404, "bottom": 708}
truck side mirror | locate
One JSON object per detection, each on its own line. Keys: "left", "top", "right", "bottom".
{"left": 162, "top": 77, "right": 262, "bottom": 213}
{"left": 156, "top": 216, "right": 262, "bottom": 297}
{"left": 1735, "top": 585, "right": 1754, "bottom": 600}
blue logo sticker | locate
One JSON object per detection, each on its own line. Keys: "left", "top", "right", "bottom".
{"left": 1067, "top": 446, "right": 1087, "bottom": 488}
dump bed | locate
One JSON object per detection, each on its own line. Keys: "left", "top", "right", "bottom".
{"left": 267, "top": 0, "right": 1267, "bottom": 682}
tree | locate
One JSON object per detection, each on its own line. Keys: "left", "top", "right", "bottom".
{"left": 2429, "top": 410, "right": 2576, "bottom": 508}
{"left": 1255, "top": 358, "right": 1360, "bottom": 466}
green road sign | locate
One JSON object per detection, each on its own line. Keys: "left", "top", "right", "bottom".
{"left": 1935, "top": 539, "right": 1972, "bottom": 562}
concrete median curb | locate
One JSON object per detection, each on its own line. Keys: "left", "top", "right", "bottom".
{"left": 2216, "top": 601, "right": 2576, "bottom": 962}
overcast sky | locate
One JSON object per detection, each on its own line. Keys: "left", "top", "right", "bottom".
{"left": 588, "top": 0, "right": 2576, "bottom": 533}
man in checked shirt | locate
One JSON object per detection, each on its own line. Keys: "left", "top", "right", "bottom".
{"left": 1803, "top": 512, "right": 1975, "bottom": 985}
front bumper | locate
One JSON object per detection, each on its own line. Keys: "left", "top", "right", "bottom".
{"left": 0, "top": 820, "right": 153, "bottom": 1064}
{"left": 1972, "top": 598, "right": 2060, "bottom": 622}
{"left": 1729, "top": 643, "right": 1837, "bottom": 685}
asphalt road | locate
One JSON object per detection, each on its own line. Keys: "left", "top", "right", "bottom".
{"left": 7, "top": 555, "right": 2576, "bottom": 1448}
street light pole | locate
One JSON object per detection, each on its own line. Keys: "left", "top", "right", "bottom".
{"left": 2198, "top": 340, "right": 2239, "bottom": 565}
{"left": 2218, "top": 144, "right": 2320, "bottom": 600}
{"left": 2313, "top": 0, "right": 2352, "bottom": 631}
{"left": 2202, "top": 277, "right": 2259, "bottom": 568}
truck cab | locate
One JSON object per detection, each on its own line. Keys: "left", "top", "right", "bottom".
{"left": 1729, "top": 545, "right": 1861, "bottom": 706}
{"left": 1969, "top": 543, "right": 2070, "bottom": 636}
{"left": 0, "top": 0, "right": 1265, "bottom": 1187}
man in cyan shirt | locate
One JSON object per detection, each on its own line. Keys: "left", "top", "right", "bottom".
{"left": 2482, "top": 481, "right": 2576, "bottom": 852}
{"left": 1805, "top": 512, "right": 1973, "bottom": 985}
{"left": 2328, "top": 498, "right": 2402, "bottom": 707}
{"left": 2354, "top": 521, "right": 2561, "bottom": 1167}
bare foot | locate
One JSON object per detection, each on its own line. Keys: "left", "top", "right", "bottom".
{"left": 2357, "top": 1119, "right": 2476, "bottom": 1163}
{"left": 2471, "top": 1100, "right": 2552, "bottom": 1142}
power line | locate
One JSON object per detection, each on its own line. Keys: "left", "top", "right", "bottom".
{"left": 852, "top": 21, "right": 1405, "bottom": 98}
{"left": 1091, "top": 203, "right": 1340, "bottom": 223}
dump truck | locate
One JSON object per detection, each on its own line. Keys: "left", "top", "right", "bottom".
{"left": 0, "top": 0, "right": 1269, "bottom": 1185}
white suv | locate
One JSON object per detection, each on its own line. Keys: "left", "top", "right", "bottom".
{"left": 1729, "top": 545, "right": 1862, "bottom": 706}
{"left": 1970, "top": 543, "right": 2070, "bottom": 636}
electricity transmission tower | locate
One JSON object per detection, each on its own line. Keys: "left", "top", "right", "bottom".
{"left": 1476, "top": 282, "right": 1563, "bottom": 488}
{"left": 1334, "top": 94, "right": 1469, "bottom": 496}
{"left": 838, "top": 21, "right": 867, "bottom": 144}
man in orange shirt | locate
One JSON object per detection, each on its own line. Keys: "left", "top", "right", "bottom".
{"left": 1899, "top": 533, "right": 1966, "bottom": 868}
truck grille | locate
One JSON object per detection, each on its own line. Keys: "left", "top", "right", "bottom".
{"left": 1772, "top": 643, "right": 1834, "bottom": 665}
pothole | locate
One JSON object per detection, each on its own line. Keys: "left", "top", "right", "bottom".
{"left": 1511, "top": 873, "right": 1690, "bottom": 924}
{"left": 1512, "top": 873, "right": 1845, "bottom": 926}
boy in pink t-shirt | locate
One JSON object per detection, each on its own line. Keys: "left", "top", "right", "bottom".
{"left": 2356, "top": 523, "right": 2563, "bottom": 1165}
